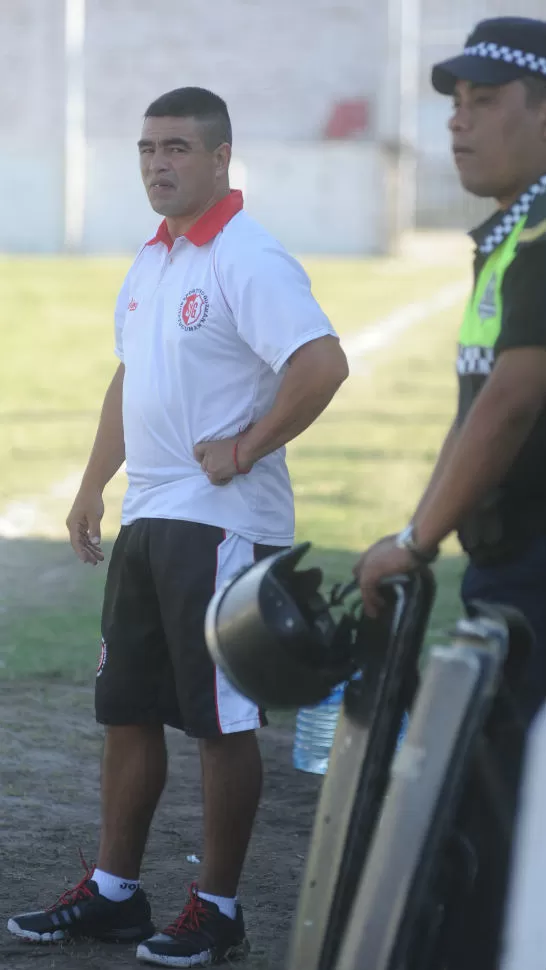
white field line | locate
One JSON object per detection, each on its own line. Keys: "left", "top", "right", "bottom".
{"left": 341, "top": 280, "right": 467, "bottom": 364}
{"left": 0, "top": 280, "right": 467, "bottom": 539}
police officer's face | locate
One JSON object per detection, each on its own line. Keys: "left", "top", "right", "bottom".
{"left": 138, "top": 115, "right": 230, "bottom": 218}
{"left": 449, "top": 80, "right": 546, "bottom": 205}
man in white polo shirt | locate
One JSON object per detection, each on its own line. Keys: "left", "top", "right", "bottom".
{"left": 8, "top": 88, "right": 348, "bottom": 966}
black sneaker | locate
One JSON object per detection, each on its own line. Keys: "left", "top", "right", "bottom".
{"left": 7, "top": 854, "right": 155, "bottom": 944}
{"left": 136, "top": 883, "right": 249, "bottom": 967}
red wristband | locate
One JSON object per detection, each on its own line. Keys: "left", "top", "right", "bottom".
{"left": 233, "top": 439, "right": 251, "bottom": 475}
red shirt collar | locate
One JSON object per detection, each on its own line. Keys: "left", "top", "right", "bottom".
{"left": 146, "top": 190, "right": 244, "bottom": 252}
{"left": 146, "top": 219, "right": 174, "bottom": 251}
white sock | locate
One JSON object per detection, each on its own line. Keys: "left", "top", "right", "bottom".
{"left": 197, "top": 891, "right": 237, "bottom": 920}
{"left": 92, "top": 868, "right": 140, "bottom": 902}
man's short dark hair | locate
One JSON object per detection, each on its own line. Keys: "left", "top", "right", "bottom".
{"left": 144, "top": 87, "right": 232, "bottom": 150}
{"left": 522, "top": 75, "right": 546, "bottom": 107}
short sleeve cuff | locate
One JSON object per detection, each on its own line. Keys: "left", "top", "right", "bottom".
{"left": 269, "top": 327, "right": 338, "bottom": 374}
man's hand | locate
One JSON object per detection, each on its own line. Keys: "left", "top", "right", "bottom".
{"left": 193, "top": 436, "right": 253, "bottom": 486}
{"left": 353, "top": 536, "right": 418, "bottom": 618}
{"left": 66, "top": 488, "right": 105, "bottom": 565}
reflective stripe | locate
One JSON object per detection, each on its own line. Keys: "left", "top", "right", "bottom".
{"left": 460, "top": 217, "right": 526, "bottom": 351}
{"left": 456, "top": 345, "right": 495, "bottom": 377}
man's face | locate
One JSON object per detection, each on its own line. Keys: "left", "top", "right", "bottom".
{"left": 138, "top": 115, "right": 230, "bottom": 218}
{"left": 449, "top": 79, "right": 546, "bottom": 203}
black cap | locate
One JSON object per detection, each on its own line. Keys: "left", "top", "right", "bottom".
{"left": 432, "top": 17, "right": 546, "bottom": 96}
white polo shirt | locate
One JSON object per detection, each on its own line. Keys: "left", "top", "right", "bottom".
{"left": 115, "top": 190, "right": 336, "bottom": 544}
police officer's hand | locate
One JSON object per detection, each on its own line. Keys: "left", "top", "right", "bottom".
{"left": 353, "top": 536, "right": 418, "bottom": 618}
{"left": 66, "top": 487, "right": 105, "bottom": 565}
{"left": 194, "top": 436, "right": 253, "bottom": 486}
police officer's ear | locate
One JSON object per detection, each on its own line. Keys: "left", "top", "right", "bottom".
{"left": 213, "top": 142, "right": 231, "bottom": 181}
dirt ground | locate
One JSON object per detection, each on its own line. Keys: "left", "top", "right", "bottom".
{"left": 0, "top": 682, "right": 321, "bottom": 970}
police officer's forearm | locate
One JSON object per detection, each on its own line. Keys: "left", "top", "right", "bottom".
{"left": 80, "top": 363, "right": 126, "bottom": 494}
{"left": 412, "top": 403, "right": 540, "bottom": 551}
{"left": 237, "top": 338, "right": 348, "bottom": 465}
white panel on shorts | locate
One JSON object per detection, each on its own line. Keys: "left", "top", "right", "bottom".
{"left": 213, "top": 530, "right": 263, "bottom": 734}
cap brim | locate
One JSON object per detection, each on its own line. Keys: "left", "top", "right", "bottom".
{"left": 431, "top": 54, "right": 528, "bottom": 95}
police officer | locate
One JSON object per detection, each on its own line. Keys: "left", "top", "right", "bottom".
{"left": 354, "top": 18, "right": 546, "bottom": 967}
{"left": 356, "top": 15, "right": 546, "bottom": 722}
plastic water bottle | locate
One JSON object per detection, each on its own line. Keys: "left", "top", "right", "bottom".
{"left": 397, "top": 710, "right": 409, "bottom": 748}
{"left": 292, "top": 683, "right": 346, "bottom": 775}
{"left": 293, "top": 683, "right": 410, "bottom": 776}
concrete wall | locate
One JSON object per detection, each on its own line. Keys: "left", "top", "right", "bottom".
{"left": 82, "top": 0, "right": 387, "bottom": 254}
{"left": 0, "top": 0, "right": 66, "bottom": 251}
{"left": 0, "top": 0, "right": 387, "bottom": 254}
{"left": 85, "top": 0, "right": 383, "bottom": 142}
{"left": 417, "top": 0, "right": 546, "bottom": 229}
{"left": 4, "top": 0, "right": 546, "bottom": 251}
{"left": 83, "top": 139, "right": 387, "bottom": 255}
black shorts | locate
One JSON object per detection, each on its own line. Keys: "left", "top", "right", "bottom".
{"left": 95, "top": 519, "right": 285, "bottom": 738}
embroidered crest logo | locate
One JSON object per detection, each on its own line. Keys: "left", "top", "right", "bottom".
{"left": 97, "top": 638, "right": 108, "bottom": 677}
{"left": 178, "top": 289, "right": 209, "bottom": 331}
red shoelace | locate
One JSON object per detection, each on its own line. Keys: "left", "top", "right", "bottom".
{"left": 48, "top": 849, "right": 96, "bottom": 911}
{"left": 166, "top": 883, "right": 212, "bottom": 936}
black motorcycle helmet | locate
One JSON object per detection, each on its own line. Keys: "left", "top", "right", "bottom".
{"left": 205, "top": 543, "right": 358, "bottom": 709}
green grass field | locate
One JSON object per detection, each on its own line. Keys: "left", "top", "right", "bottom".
{"left": 0, "top": 243, "right": 471, "bottom": 682}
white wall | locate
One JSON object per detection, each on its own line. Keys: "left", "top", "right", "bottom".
{"left": 0, "top": 0, "right": 65, "bottom": 251}
{"left": 417, "top": 0, "right": 546, "bottom": 228}
{"left": 0, "top": 0, "right": 388, "bottom": 254}
{"left": 0, "top": 152, "right": 65, "bottom": 253}
{"left": 4, "top": 0, "right": 546, "bottom": 250}
{"left": 84, "top": 0, "right": 383, "bottom": 142}
{"left": 81, "top": 0, "right": 388, "bottom": 254}
{"left": 83, "top": 140, "right": 387, "bottom": 255}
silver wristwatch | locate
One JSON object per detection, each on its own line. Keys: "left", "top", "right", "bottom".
{"left": 395, "top": 524, "right": 438, "bottom": 565}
